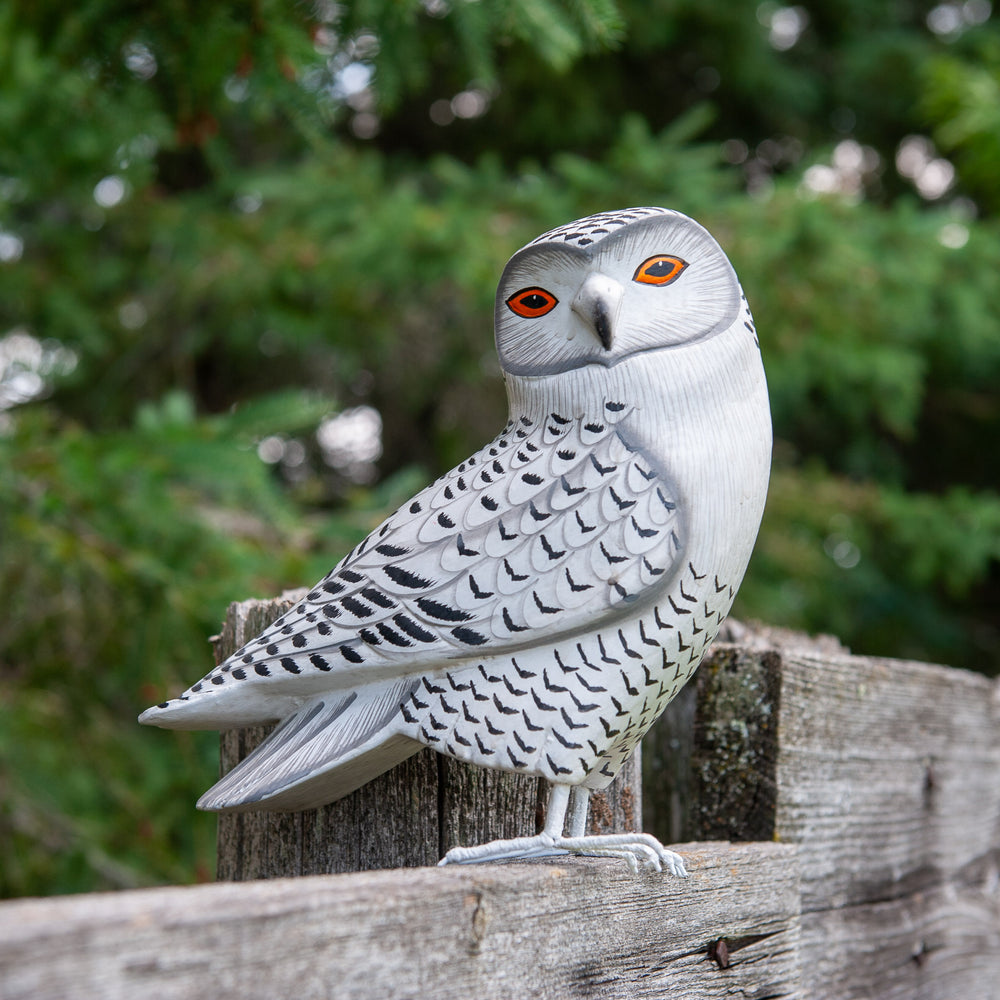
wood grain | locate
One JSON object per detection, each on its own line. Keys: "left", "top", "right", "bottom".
{"left": 641, "top": 636, "right": 1000, "bottom": 1000}
{"left": 214, "top": 595, "right": 642, "bottom": 879}
{"left": 0, "top": 842, "right": 801, "bottom": 1000}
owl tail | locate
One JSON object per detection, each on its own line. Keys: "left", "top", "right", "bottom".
{"left": 196, "top": 681, "right": 421, "bottom": 812}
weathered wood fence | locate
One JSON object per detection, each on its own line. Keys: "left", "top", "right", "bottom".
{"left": 2, "top": 599, "right": 998, "bottom": 999}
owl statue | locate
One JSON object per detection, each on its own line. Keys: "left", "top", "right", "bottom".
{"left": 141, "top": 208, "right": 771, "bottom": 874}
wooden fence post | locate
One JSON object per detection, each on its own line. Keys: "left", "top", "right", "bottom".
{"left": 211, "top": 593, "right": 642, "bottom": 880}
{"left": 643, "top": 624, "right": 1000, "bottom": 1000}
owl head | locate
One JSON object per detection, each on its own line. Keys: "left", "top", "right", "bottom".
{"left": 495, "top": 208, "right": 744, "bottom": 376}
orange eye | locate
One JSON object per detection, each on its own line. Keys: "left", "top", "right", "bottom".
{"left": 506, "top": 287, "right": 558, "bottom": 318}
{"left": 633, "top": 254, "right": 688, "bottom": 286}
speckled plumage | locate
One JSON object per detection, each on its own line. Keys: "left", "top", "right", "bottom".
{"left": 141, "top": 208, "right": 771, "bottom": 872}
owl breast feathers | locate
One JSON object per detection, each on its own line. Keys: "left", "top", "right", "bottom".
{"left": 140, "top": 207, "right": 771, "bottom": 822}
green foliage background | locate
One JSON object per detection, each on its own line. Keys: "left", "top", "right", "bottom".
{"left": 2, "top": 0, "right": 998, "bottom": 896}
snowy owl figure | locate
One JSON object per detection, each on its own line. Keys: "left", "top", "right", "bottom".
{"left": 140, "top": 208, "right": 771, "bottom": 874}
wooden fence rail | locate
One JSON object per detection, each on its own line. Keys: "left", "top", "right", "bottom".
{"left": 1, "top": 612, "right": 998, "bottom": 1000}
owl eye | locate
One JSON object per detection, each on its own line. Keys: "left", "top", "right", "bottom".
{"left": 633, "top": 255, "right": 688, "bottom": 286}
{"left": 506, "top": 287, "right": 558, "bottom": 318}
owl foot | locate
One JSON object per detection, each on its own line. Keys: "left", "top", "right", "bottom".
{"left": 438, "top": 783, "right": 687, "bottom": 875}
{"left": 438, "top": 832, "right": 687, "bottom": 875}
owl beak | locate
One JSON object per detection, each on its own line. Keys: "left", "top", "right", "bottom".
{"left": 571, "top": 274, "right": 624, "bottom": 351}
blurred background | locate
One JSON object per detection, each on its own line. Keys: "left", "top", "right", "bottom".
{"left": 2, "top": 0, "right": 998, "bottom": 898}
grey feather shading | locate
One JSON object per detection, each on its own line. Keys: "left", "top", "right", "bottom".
{"left": 197, "top": 680, "right": 421, "bottom": 812}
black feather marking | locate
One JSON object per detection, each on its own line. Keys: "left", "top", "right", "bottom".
{"left": 469, "top": 574, "right": 494, "bottom": 599}
{"left": 440, "top": 696, "right": 459, "bottom": 715}
{"left": 590, "top": 454, "right": 614, "bottom": 476}
{"left": 619, "top": 629, "right": 642, "bottom": 659}
{"left": 362, "top": 587, "right": 396, "bottom": 609}
{"left": 429, "top": 713, "right": 447, "bottom": 732}
{"left": 507, "top": 748, "right": 527, "bottom": 768}
{"left": 454, "top": 732, "right": 472, "bottom": 747}
{"left": 513, "top": 658, "right": 536, "bottom": 679}
{"left": 279, "top": 657, "right": 301, "bottom": 674}
{"left": 553, "top": 729, "right": 583, "bottom": 749}
{"left": 423, "top": 677, "right": 446, "bottom": 694}
{"left": 254, "top": 663, "right": 271, "bottom": 676}
{"left": 456, "top": 534, "right": 479, "bottom": 557}
{"left": 452, "top": 625, "right": 488, "bottom": 646}
{"left": 565, "top": 568, "right": 593, "bottom": 593}
{"left": 532, "top": 689, "right": 556, "bottom": 712}
{"left": 420, "top": 727, "right": 440, "bottom": 744}
{"left": 503, "top": 559, "right": 528, "bottom": 582}
{"left": 533, "top": 591, "right": 561, "bottom": 615}
{"left": 316, "top": 621, "right": 331, "bottom": 636}
{"left": 598, "top": 635, "right": 621, "bottom": 665}
{"left": 547, "top": 754, "right": 572, "bottom": 775}
{"left": 359, "top": 628, "right": 381, "bottom": 646}
{"left": 554, "top": 649, "right": 578, "bottom": 674}
{"left": 492, "top": 693, "right": 518, "bottom": 716}
{"left": 575, "top": 673, "right": 606, "bottom": 694}
{"left": 568, "top": 689, "right": 599, "bottom": 712}
{"left": 401, "top": 703, "right": 418, "bottom": 723}
{"left": 486, "top": 717, "right": 505, "bottom": 735}
{"left": 639, "top": 620, "right": 660, "bottom": 647}
{"left": 502, "top": 607, "right": 528, "bottom": 633}
{"left": 310, "top": 654, "right": 331, "bottom": 671}
{"left": 481, "top": 494, "right": 498, "bottom": 511}
{"left": 478, "top": 663, "right": 501, "bottom": 683}
{"left": 522, "top": 711, "right": 543, "bottom": 732}
{"left": 631, "top": 516, "right": 658, "bottom": 539}
{"left": 605, "top": 401, "right": 626, "bottom": 412}
{"left": 668, "top": 595, "right": 692, "bottom": 615}
{"left": 463, "top": 702, "right": 480, "bottom": 723}
{"left": 584, "top": 422, "right": 604, "bottom": 433}
{"left": 600, "top": 717, "right": 622, "bottom": 738}
{"left": 340, "top": 569, "right": 364, "bottom": 583}
{"left": 341, "top": 595, "right": 374, "bottom": 619}
{"left": 643, "top": 557, "right": 665, "bottom": 577}
{"left": 561, "top": 475, "right": 584, "bottom": 496}
{"left": 375, "top": 542, "right": 409, "bottom": 557}
{"left": 416, "top": 597, "right": 473, "bottom": 622}
{"left": 291, "top": 633, "right": 307, "bottom": 648}
{"left": 437, "top": 511, "right": 455, "bottom": 529}
{"left": 232, "top": 668, "right": 247, "bottom": 680}
{"left": 210, "top": 676, "right": 224, "bottom": 685}
{"left": 560, "top": 706, "right": 587, "bottom": 730}
{"left": 376, "top": 622, "right": 412, "bottom": 647}
{"left": 503, "top": 675, "right": 527, "bottom": 697}
{"left": 522, "top": 472, "right": 543, "bottom": 486}
{"left": 600, "top": 541, "right": 627, "bottom": 565}
{"left": 679, "top": 579, "right": 697, "bottom": 602}
{"left": 499, "top": 521, "right": 518, "bottom": 541}
{"left": 550, "top": 411, "right": 571, "bottom": 425}
{"left": 411, "top": 691, "right": 429, "bottom": 710}
{"left": 340, "top": 644, "right": 364, "bottom": 663}
{"left": 393, "top": 613, "right": 437, "bottom": 643}
{"left": 543, "top": 669, "right": 567, "bottom": 693}
{"left": 528, "top": 501, "right": 551, "bottom": 521}
{"left": 656, "top": 487, "right": 676, "bottom": 511}
{"left": 514, "top": 731, "right": 536, "bottom": 754}
{"left": 608, "top": 487, "right": 636, "bottom": 511}
{"left": 322, "top": 603, "right": 341, "bottom": 619}
{"left": 540, "top": 535, "right": 565, "bottom": 560}
{"left": 475, "top": 734, "right": 495, "bottom": 755}
{"left": 575, "top": 511, "right": 596, "bottom": 534}
{"left": 266, "top": 643, "right": 279, "bottom": 655}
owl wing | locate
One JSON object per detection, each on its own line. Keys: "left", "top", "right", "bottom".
{"left": 218, "top": 401, "right": 683, "bottom": 684}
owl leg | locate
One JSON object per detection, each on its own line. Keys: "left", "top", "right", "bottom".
{"left": 438, "top": 783, "right": 687, "bottom": 875}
